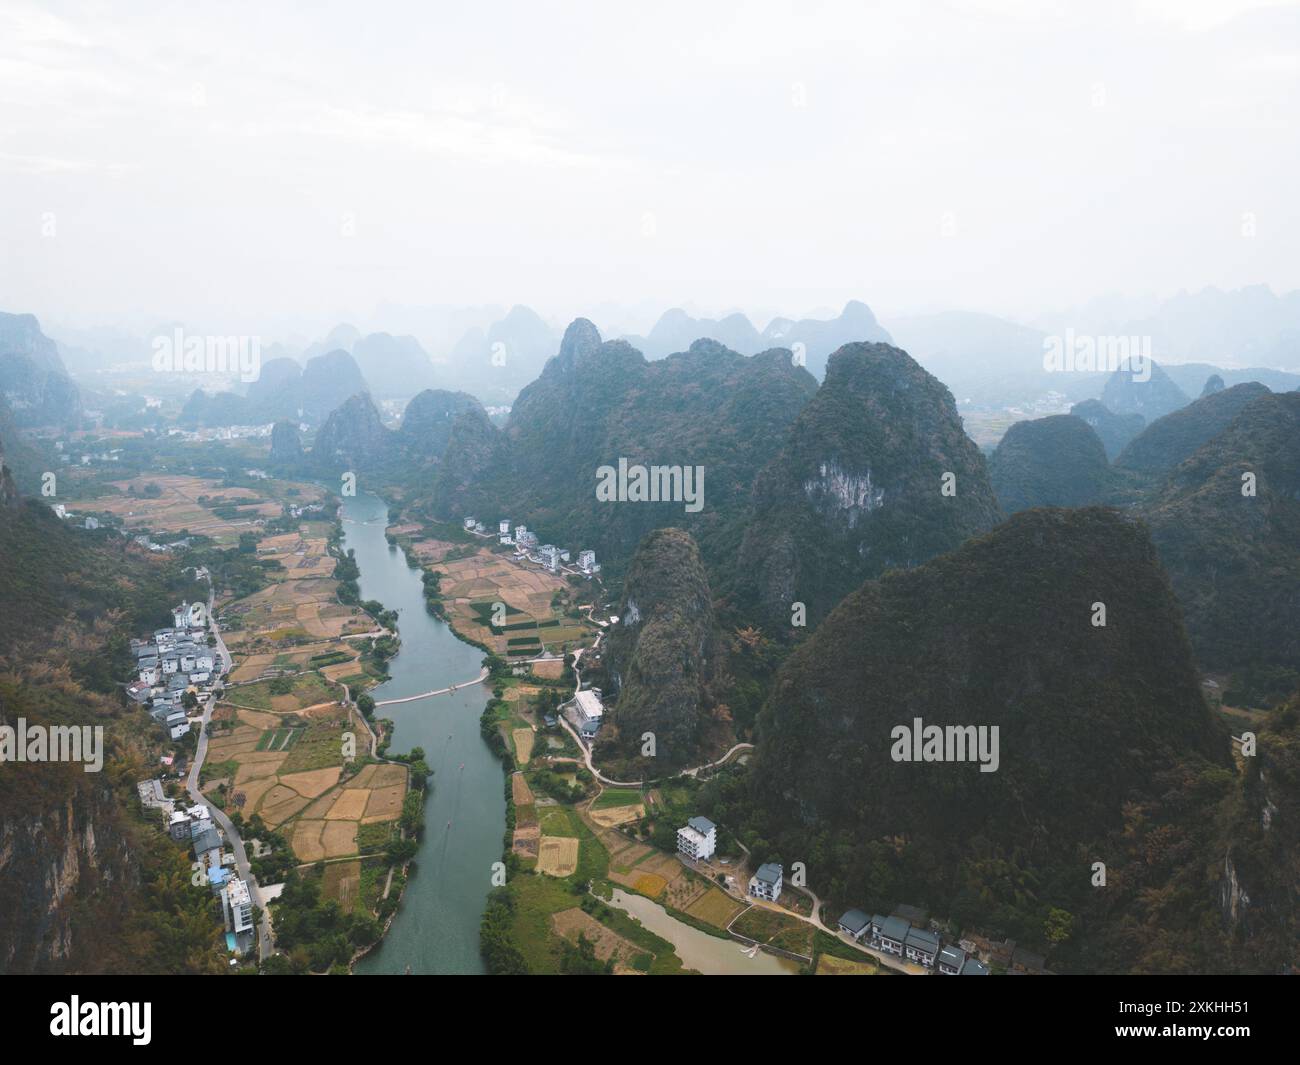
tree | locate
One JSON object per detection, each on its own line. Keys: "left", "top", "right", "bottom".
{"left": 1044, "top": 908, "right": 1074, "bottom": 948}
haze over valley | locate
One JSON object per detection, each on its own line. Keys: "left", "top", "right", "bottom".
{"left": 2, "top": 1, "right": 1299, "bottom": 999}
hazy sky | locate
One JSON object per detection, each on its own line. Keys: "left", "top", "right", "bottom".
{"left": 3, "top": 0, "right": 1298, "bottom": 338}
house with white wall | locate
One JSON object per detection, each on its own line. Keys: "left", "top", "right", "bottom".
{"left": 676, "top": 816, "right": 717, "bottom": 861}
{"left": 748, "top": 862, "right": 783, "bottom": 901}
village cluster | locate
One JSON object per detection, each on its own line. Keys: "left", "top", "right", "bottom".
{"left": 124, "top": 599, "right": 221, "bottom": 740}
{"left": 462, "top": 515, "right": 599, "bottom": 578}
{"left": 676, "top": 814, "right": 1020, "bottom": 975}
{"left": 135, "top": 779, "right": 256, "bottom": 958}
{"left": 465, "top": 513, "right": 612, "bottom": 744}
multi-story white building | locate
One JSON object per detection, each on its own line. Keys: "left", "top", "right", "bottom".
{"left": 571, "top": 689, "right": 604, "bottom": 726}
{"left": 748, "top": 862, "right": 783, "bottom": 901}
{"left": 676, "top": 816, "right": 717, "bottom": 861}
{"left": 223, "top": 877, "right": 254, "bottom": 934}
{"left": 577, "top": 549, "right": 596, "bottom": 573}
{"left": 539, "top": 544, "right": 560, "bottom": 571}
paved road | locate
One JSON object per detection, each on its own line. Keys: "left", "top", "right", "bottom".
{"left": 187, "top": 581, "right": 275, "bottom": 963}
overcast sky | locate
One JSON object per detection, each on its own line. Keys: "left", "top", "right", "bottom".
{"left": 2, "top": 0, "right": 1298, "bottom": 338}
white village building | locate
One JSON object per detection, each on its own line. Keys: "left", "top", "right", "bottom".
{"left": 222, "top": 877, "right": 254, "bottom": 935}
{"left": 749, "top": 862, "right": 783, "bottom": 902}
{"left": 677, "top": 816, "right": 717, "bottom": 861}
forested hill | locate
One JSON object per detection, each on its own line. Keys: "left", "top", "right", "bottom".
{"left": 592, "top": 528, "right": 727, "bottom": 772}
{"left": 1141, "top": 390, "right": 1300, "bottom": 674}
{"left": 1115, "top": 381, "right": 1271, "bottom": 476}
{"left": 740, "top": 507, "right": 1245, "bottom": 972}
{"left": 0, "top": 497, "right": 219, "bottom": 974}
{"left": 427, "top": 318, "right": 818, "bottom": 590}
{"left": 988, "top": 414, "right": 1111, "bottom": 513}
{"left": 737, "top": 341, "right": 1002, "bottom": 633}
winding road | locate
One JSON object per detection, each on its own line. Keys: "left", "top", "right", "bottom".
{"left": 186, "top": 581, "right": 275, "bottom": 962}
{"left": 555, "top": 632, "right": 754, "bottom": 786}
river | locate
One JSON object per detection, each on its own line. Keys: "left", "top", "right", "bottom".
{"left": 342, "top": 493, "right": 505, "bottom": 975}
{"left": 339, "top": 493, "right": 784, "bottom": 976}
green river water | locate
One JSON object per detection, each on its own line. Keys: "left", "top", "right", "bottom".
{"left": 344, "top": 494, "right": 504, "bottom": 975}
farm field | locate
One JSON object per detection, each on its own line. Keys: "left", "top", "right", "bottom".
{"left": 592, "top": 788, "right": 642, "bottom": 809}
{"left": 225, "top": 671, "right": 338, "bottom": 712}
{"left": 588, "top": 786, "right": 645, "bottom": 827}
{"left": 60, "top": 472, "right": 285, "bottom": 545}
{"left": 816, "top": 953, "right": 882, "bottom": 975}
{"left": 684, "top": 886, "right": 746, "bottom": 929}
{"left": 256, "top": 531, "right": 337, "bottom": 578}
{"left": 224, "top": 640, "right": 364, "bottom": 684}
{"left": 205, "top": 698, "right": 406, "bottom": 859}
{"left": 537, "top": 836, "right": 580, "bottom": 877}
{"left": 731, "top": 905, "right": 817, "bottom": 958}
{"left": 512, "top": 728, "right": 534, "bottom": 764}
{"left": 431, "top": 548, "right": 592, "bottom": 656}
{"left": 222, "top": 576, "right": 371, "bottom": 646}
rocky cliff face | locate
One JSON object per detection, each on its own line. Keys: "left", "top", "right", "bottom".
{"left": 989, "top": 414, "right": 1110, "bottom": 513}
{"left": 1213, "top": 692, "right": 1300, "bottom": 972}
{"left": 0, "top": 312, "right": 82, "bottom": 428}
{"left": 738, "top": 342, "right": 1001, "bottom": 632}
{"left": 0, "top": 443, "right": 17, "bottom": 507}
{"left": 0, "top": 759, "right": 140, "bottom": 972}
{"left": 0, "top": 405, "right": 18, "bottom": 507}
{"left": 596, "top": 528, "right": 724, "bottom": 769}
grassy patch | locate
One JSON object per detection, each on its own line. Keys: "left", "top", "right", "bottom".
{"left": 592, "top": 787, "right": 642, "bottom": 810}
{"left": 731, "top": 906, "right": 816, "bottom": 957}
